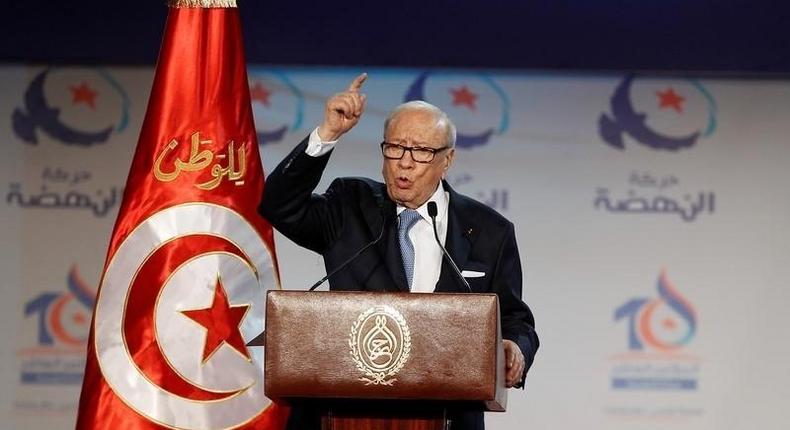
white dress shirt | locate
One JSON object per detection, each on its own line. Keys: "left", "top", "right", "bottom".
{"left": 306, "top": 127, "right": 449, "bottom": 292}
{"left": 395, "top": 185, "right": 448, "bottom": 293}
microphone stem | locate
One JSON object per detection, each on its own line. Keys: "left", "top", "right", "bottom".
{"left": 429, "top": 213, "right": 471, "bottom": 293}
{"left": 308, "top": 212, "right": 389, "bottom": 291}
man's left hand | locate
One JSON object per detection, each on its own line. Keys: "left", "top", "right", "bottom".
{"left": 503, "top": 339, "right": 525, "bottom": 388}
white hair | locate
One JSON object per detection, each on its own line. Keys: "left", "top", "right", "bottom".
{"left": 383, "top": 100, "right": 457, "bottom": 148}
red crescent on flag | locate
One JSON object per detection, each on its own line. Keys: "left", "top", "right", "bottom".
{"left": 124, "top": 234, "right": 251, "bottom": 401}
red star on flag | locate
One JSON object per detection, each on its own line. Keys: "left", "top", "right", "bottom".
{"left": 250, "top": 82, "right": 273, "bottom": 106}
{"left": 70, "top": 82, "right": 99, "bottom": 109}
{"left": 656, "top": 87, "right": 685, "bottom": 113}
{"left": 450, "top": 85, "right": 478, "bottom": 110}
{"left": 181, "top": 277, "right": 251, "bottom": 363}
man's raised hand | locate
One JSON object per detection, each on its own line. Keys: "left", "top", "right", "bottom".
{"left": 317, "top": 73, "right": 368, "bottom": 142}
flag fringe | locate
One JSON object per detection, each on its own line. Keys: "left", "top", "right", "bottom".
{"left": 168, "top": 0, "right": 237, "bottom": 8}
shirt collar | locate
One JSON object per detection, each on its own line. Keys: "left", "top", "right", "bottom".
{"left": 396, "top": 181, "right": 448, "bottom": 222}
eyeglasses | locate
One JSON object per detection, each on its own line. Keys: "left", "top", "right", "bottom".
{"left": 380, "top": 142, "right": 450, "bottom": 163}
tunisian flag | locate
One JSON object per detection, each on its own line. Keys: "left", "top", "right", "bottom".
{"left": 76, "top": 2, "right": 289, "bottom": 429}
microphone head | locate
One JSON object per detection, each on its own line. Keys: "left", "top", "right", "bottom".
{"left": 427, "top": 201, "right": 438, "bottom": 218}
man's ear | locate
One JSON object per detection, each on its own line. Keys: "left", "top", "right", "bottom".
{"left": 445, "top": 148, "right": 455, "bottom": 171}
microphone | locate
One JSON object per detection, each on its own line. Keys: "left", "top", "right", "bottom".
{"left": 427, "top": 201, "right": 471, "bottom": 293}
{"left": 307, "top": 207, "right": 391, "bottom": 291}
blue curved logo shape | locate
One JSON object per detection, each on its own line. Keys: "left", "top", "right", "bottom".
{"left": 404, "top": 71, "right": 509, "bottom": 149}
{"left": 12, "top": 68, "right": 130, "bottom": 146}
{"left": 249, "top": 70, "right": 304, "bottom": 146}
{"left": 598, "top": 75, "right": 716, "bottom": 151}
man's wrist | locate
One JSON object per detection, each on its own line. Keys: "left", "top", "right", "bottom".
{"left": 316, "top": 125, "right": 341, "bottom": 142}
{"left": 306, "top": 127, "right": 338, "bottom": 157}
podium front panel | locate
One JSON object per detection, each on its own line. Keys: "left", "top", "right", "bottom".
{"left": 263, "top": 290, "right": 506, "bottom": 410}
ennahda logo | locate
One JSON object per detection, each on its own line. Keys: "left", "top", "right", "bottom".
{"left": 599, "top": 75, "right": 717, "bottom": 151}
{"left": 248, "top": 70, "right": 304, "bottom": 145}
{"left": 404, "top": 71, "right": 509, "bottom": 149}
{"left": 12, "top": 68, "right": 130, "bottom": 146}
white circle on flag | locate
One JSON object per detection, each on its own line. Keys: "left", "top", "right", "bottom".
{"left": 156, "top": 253, "right": 261, "bottom": 392}
{"left": 94, "top": 203, "right": 277, "bottom": 429}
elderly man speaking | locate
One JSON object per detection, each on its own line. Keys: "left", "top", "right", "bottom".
{"left": 259, "top": 74, "right": 538, "bottom": 430}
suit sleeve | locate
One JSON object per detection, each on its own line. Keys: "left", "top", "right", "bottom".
{"left": 494, "top": 222, "right": 539, "bottom": 388}
{"left": 258, "top": 136, "right": 345, "bottom": 254}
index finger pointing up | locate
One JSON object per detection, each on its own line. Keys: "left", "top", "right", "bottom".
{"left": 348, "top": 73, "right": 368, "bottom": 92}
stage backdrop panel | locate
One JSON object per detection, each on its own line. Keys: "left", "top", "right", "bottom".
{"left": 1, "top": 66, "right": 788, "bottom": 430}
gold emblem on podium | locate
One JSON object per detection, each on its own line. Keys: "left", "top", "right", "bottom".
{"left": 349, "top": 305, "right": 411, "bottom": 386}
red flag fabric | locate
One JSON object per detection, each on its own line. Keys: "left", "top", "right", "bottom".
{"left": 76, "top": 3, "right": 289, "bottom": 429}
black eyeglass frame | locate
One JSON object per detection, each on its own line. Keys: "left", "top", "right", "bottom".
{"left": 380, "top": 141, "right": 451, "bottom": 163}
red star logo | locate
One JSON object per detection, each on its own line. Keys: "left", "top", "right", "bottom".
{"left": 70, "top": 82, "right": 99, "bottom": 109}
{"left": 181, "top": 277, "right": 251, "bottom": 363}
{"left": 656, "top": 87, "right": 685, "bottom": 113}
{"left": 450, "top": 85, "right": 478, "bottom": 110}
{"left": 73, "top": 312, "right": 87, "bottom": 325}
{"left": 662, "top": 318, "right": 677, "bottom": 330}
{"left": 250, "top": 82, "right": 273, "bottom": 106}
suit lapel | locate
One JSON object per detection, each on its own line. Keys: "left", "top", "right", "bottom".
{"left": 363, "top": 181, "right": 477, "bottom": 293}
{"left": 363, "top": 184, "right": 409, "bottom": 292}
{"left": 435, "top": 183, "right": 475, "bottom": 293}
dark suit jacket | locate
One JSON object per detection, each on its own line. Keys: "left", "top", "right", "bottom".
{"left": 259, "top": 136, "right": 539, "bottom": 430}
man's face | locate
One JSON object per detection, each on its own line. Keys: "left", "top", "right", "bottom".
{"left": 382, "top": 109, "right": 454, "bottom": 209}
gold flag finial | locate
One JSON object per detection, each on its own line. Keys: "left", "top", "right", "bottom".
{"left": 168, "top": 0, "right": 237, "bottom": 7}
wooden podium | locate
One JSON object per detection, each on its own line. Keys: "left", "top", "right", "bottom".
{"left": 262, "top": 290, "right": 507, "bottom": 430}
